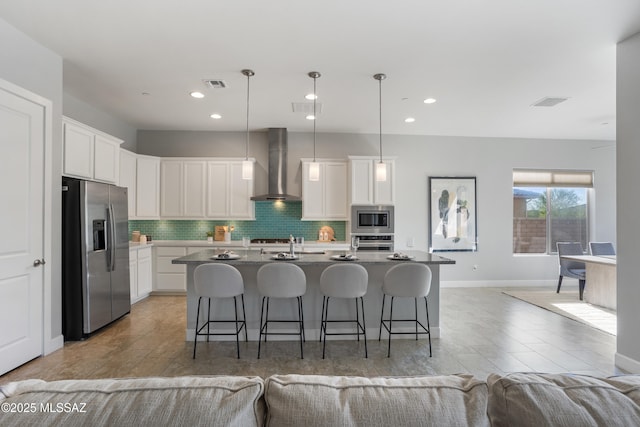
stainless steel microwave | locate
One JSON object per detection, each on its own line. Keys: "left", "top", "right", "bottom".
{"left": 351, "top": 205, "right": 394, "bottom": 234}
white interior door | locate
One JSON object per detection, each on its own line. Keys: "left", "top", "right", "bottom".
{"left": 0, "top": 81, "right": 45, "bottom": 375}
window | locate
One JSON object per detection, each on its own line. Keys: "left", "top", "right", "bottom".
{"left": 513, "top": 169, "right": 592, "bottom": 254}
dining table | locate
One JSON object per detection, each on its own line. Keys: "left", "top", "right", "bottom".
{"left": 561, "top": 254, "right": 617, "bottom": 310}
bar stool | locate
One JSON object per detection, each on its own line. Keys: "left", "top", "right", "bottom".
{"left": 257, "top": 263, "right": 307, "bottom": 359}
{"left": 378, "top": 263, "right": 432, "bottom": 357}
{"left": 319, "top": 263, "right": 368, "bottom": 358}
{"left": 193, "top": 263, "right": 247, "bottom": 359}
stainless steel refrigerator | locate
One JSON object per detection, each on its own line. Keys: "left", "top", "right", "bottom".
{"left": 62, "top": 177, "right": 130, "bottom": 340}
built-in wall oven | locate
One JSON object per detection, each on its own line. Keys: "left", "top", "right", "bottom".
{"left": 352, "top": 234, "right": 394, "bottom": 252}
{"left": 351, "top": 205, "right": 394, "bottom": 234}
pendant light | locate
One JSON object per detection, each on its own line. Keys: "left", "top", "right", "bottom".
{"left": 241, "top": 69, "right": 255, "bottom": 180}
{"left": 373, "top": 73, "right": 387, "bottom": 182}
{"left": 308, "top": 71, "right": 321, "bottom": 181}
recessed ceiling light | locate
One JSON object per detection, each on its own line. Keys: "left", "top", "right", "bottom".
{"left": 306, "top": 114, "right": 316, "bottom": 120}
{"left": 305, "top": 93, "right": 317, "bottom": 100}
{"left": 191, "top": 91, "right": 205, "bottom": 99}
{"left": 141, "top": 92, "right": 150, "bottom": 96}
{"left": 424, "top": 98, "right": 436, "bottom": 104}
{"left": 405, "top": 117, "right": 415, "bottom": 123}
{"left": 210, "top": 113, "right": 222, "bottom": 119}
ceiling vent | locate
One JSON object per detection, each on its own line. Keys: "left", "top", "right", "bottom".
{"left": 292, "top": 102, "right": 323, "bottom": 114}
{"left": 531, "top": 97, "right": 569, "bottom": 107}
{"left": 203, "top": 79, "right": 227, "bottom": 89}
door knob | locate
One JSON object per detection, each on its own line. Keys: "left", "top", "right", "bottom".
{"left": 33, "top": 259, "right": 46, "bottom": 267}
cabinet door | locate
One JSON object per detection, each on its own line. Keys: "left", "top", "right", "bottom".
{"left": 301, "top": 161, "right": 325, "bottom": 220}
{"left": 63, "top": 121, "right": 94, "bottom": 179}
{"left": 324, "top": 162, "right": 348, "bottom": 218}
{"left": 129, "top": 250, "right": 138, "bottom": 302}
{"left": 137, "top": 248, "right": 153, "bottom": 296}
{"left": 93, "top": 134, "right": 120, "bottom": 183}
{"left": 136, "top": 156, "right": 160, "bottom": 218}
{"left": 206, "top": 162, "right": 229, "bottom": 218}
{"left": 229, "top": 162, "right": 254, "bottom": 218}
{"left": 160, "top": 160, "right": 183, "bottom": 217}
{"left": 374, "top": 160, "right": 395, "bottom": 205}
{"left": 350, "top": 159, "right": 373, "bottom": 205}
{"left": 119, "top": 149, "right": 137, "bottom": 218}
{"left": 183, "top": 161, "right": 207, "bottom": 218}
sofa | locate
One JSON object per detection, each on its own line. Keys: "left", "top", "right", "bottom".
{"left": 1, "top": 373, "right": 639, "bottom": 426}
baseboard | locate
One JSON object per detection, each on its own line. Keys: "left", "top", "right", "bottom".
{"left": 44, "top": 334, "right": 64, "bottom": 355}
{"left": 615, "top": 352, "right": 640, "bottom": 374}
{"left": 442, "top": 279, "right": 562, "bottom": 288}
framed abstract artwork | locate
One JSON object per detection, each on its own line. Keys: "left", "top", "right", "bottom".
{"left": 428, "top": 177, "right": 477, "bottom": 252}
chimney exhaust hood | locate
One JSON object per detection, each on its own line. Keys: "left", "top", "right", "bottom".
{"left": 251, "top": 128, "right": 300, "bottom": 201}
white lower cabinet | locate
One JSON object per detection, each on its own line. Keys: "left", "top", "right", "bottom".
{"left": 130, "top": 246, "right": 153, "bottom": 303}
{"left": 154, "top": 246, "right": 187, "bottom": 292}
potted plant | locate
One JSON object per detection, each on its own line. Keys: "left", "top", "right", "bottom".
{"left": 206, "top": 231, "right": 214, "bottom": 243}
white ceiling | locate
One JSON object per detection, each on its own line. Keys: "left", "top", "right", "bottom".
{"left": 2, "top": 0, "right": 640, "bottom": 141}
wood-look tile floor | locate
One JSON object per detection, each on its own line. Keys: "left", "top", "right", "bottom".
{"left": 0, "top": 287, "right": 625, "bottom": 384}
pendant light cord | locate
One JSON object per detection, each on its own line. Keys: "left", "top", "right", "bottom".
{"left": 245, "top": 72, "right": 250, "bottom": 161}
{"left": 313, "top": 75, "right": 317, "bottom": 162}
{"left": 378, "top": 77, "right": 382, "bottom": 163}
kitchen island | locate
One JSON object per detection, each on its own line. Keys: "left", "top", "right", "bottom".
{"left": 172, "top": 249, "right": 455, "bottom": 342}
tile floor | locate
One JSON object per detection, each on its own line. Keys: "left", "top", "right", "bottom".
{"left": 0, "top": 287, "right": 624, "bottom": 384}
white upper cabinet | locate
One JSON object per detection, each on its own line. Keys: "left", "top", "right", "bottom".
{"left": 206, "top": 160, "right": 255, "bottom": 219}
{"left": 160, "top": 159, "right": 207, "bottom": 218}
{"left": 349, "top": 157, "right": 396, "bottom": 205}
{"left": 301, "top": 160, "right": 348, "bottom": 220}
{"left": 119, "top": 149, "right": 137, "bottom": 218}
{"left": 62, "top": 117, "right": 122, "bottom": 184}
{"left": 135, "top": 155, "right": 160, "bottom": 219}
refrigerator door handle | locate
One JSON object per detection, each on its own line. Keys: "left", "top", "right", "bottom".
{"left": 108, "top": 204, "right": 116, "bottom": 272}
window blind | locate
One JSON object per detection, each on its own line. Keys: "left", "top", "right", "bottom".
{"left": 513, "top": 169, "right": 593, "bottom": 187}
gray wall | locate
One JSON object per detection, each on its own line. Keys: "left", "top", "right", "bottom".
{"left": 139, "top": 129, "right": 616, "bottom": 285}
{"left": 617, "top": 30, "right": 640, "bottom": 372}
{"left": 0, "top": 17, "right": 63, "bottom": 347}
{"left": 63, "top": 93, "right": 137, "bottom": 151}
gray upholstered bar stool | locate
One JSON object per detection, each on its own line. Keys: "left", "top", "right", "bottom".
{"left": 257, "top": 263, "right": 307, "bottom": 359}
{"left": 379, "top": 263, "right": 432, "bottom": 358}
{"left": 193, "top": 263, "right": 247, "bottom": 359}
{"left": 319, "top": 263, "right": 369, "bottom": 359}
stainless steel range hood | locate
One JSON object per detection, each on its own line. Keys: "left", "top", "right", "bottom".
{"left": 251, "top": 128, "right": 300, "bottom": 201}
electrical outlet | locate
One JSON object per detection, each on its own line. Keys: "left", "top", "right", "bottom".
{"left": 407, "top": 237, "right": 415, "bottom": 247}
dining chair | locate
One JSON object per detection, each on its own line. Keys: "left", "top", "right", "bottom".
{"left": 556, "top": 242, "right": 586, "bottom": 300}
{"left": 589, "top": 242, "right": 616, "bottom": 256}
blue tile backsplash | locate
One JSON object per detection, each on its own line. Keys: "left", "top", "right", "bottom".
{"left": 129, "top": 201, "right": 346, "bottom": 242}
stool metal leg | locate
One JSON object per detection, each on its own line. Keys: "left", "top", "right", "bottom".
{"left": 360, "top": 296, "right": 368, "bottom": 358}
{"left": 355, "top": 298, "right": 360, "bottom": 342}
{"left": 241, "top": 294, "right": 248, "bottom": 342}
{"left": 233, "top": 296, "right": 240, "bottom": 359}
{"left": 257, "top": 296, "right": 266, "bottom": 359}
{"left": 298, "top": 296, "right": 304, "bottom": 359}
{"left": 378, "top": 294, "right": 386, "bottom": 341}
{"left": 425, "top": 296, "right": 432, "bottom": 357}
{"left": 207, "top": 298, "right": 211, "bottom": 342}
{"left": 387, "top": 296, "right": 394, "bottom": 357}
{"left": 193, "top": 296, "right": 202, "bottom": 359}
{"left": 319, "top": 296, "right": 326, "bottom": 342}
{"left": 415, "top": 297, "right": 419, "bottom": 340}
{"left": 322, "top": 297, "right": 330, "bottom": 359}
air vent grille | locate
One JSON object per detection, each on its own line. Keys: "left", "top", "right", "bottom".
{"left": 292, "top": 102, "right": 323, "bottom": 114}
{"left": 531, "top": 97, "right": 569, "bottom": 107}
{"left": 203, "top": 80, "right": 227, "bottom": 89}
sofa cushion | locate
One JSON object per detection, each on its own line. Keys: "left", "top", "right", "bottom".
{"left": 264, "top": 374, "right": 489, "bottom": 427}
{"left": 487, "top": 373, "right": 640, "bottom": 427}
{"left": 0, "top": 376, "right": 265, "bottom": 427}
